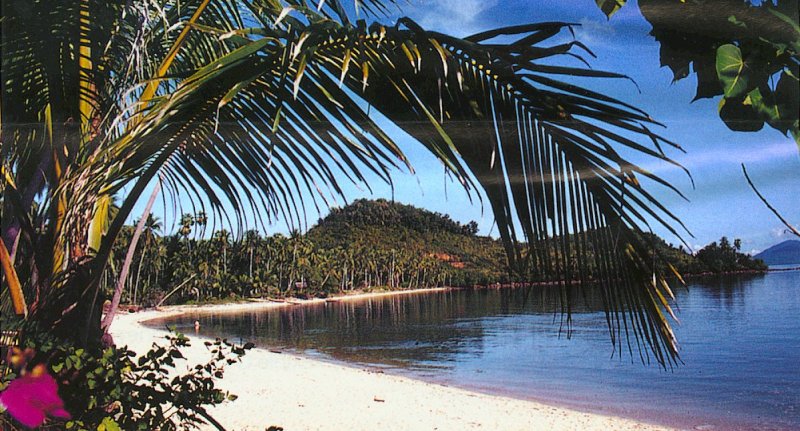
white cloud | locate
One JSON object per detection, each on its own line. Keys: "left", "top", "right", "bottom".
{"left": 409, "top": 0, "right": 499, "bottom": 37}
{"left": 573, "top": 17, "right": 616, "bottom": 46}
{"left": 636, "top": 139, "right": 798, "bottom": 177}
{"left": 772, "top": 225, "right": 800, "bottom": 239}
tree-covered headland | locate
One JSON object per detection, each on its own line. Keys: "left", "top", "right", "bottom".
{"left": 0, "top": 0, "right": 792, "bottom": 428}
{"left": 100, "top": 199, "right": 767, "bottom": 308}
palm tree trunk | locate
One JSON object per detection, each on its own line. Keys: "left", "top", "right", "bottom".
{"left": 101, "top": 179, "right": 161, "bottom": 333}
{"left": 390, "top": 252, "right": 395, "bottom": 289}
{"left": 341, "top": 264, "right": 347, "bottom": 292}
{"left": 133, "top": 247, "right": 146, "bottom": 305}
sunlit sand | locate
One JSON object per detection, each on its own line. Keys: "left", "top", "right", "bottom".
{"left": 111, "top": 292, "right": 675, "bottom": 431}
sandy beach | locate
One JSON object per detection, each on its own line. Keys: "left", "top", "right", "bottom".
{"left": 110, "top": 291, "right": 677, "bottom": 431}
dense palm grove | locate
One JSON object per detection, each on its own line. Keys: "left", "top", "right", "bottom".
{"left": 102, "top": 200, "right": 508, "bottom": 307}
{"left": 3, "top": 0, "right": 794, "bottom": 426}
{"left": 100, "top": 199, "right": 767, "bottom": 308}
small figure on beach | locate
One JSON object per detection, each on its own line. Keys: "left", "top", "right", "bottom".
{"left": 194, "top": 320, "right": 200, "bottom": 333}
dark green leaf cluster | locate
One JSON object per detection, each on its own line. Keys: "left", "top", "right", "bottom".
{"left": 640, "top": 0, "right": 799, "bottom": 141}
{"left": 0, "top": 323, "right": 251, "bottom": 431}
{"left": 594, "top": 0, "right": 799, "bottom": 142}
{"left": 632, "top": 233, "right": 767, "bottom": 277}
{"left": 694, "top": 236, "right": 768, "bottom": 273}
{"left": 315, "top": 199, "right": 480, "bottom": 237}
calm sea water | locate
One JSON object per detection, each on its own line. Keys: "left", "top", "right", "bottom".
{"left": 146, "top": 270, "right": 800, "bottom": 430}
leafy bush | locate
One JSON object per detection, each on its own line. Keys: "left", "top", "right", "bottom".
{"left": 1, "top": 325, "right": 252, "bottom": 430}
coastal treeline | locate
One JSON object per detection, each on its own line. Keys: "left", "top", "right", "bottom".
{"left": 101, "top": 199, "right": 766, "bottom": 307}
{"left": 102, "top": 200, "right": 508, "bottom": 306}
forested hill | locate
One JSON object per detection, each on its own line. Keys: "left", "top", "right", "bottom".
{"left": 312, "top": 198, "right": 479, "bottom": 237}
{"left": 307, "top": 199, "right": 766, "bottom": 281}
{"left": 307, "top": 199, "right": 508, "bottom": 286}
{"left": 104, "top": 199, "right": 766, "bottom": 307}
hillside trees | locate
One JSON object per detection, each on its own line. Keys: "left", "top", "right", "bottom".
{"left": 1, "top": 0, "right": 702, "bottom": 374}
{"left": 695, "top": 236, "right": 767, "bottom": 273}
{"left": 93, "top": 201, "right": 766, "bottom": 311}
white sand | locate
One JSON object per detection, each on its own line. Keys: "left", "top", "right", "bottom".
{"left": 110, "top": 293, "right": 677, "bottom": 431}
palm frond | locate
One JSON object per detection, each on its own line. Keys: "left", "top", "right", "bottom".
{"left": 74, "top": 8, "right": 689, "bottom": 364}
{"left": 3, "top": 1, "right": 689, "bottom": 363}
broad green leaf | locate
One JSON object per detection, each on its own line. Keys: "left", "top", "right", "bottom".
{"left": 746, "top": 72, "right": 800, "bottom": 141}
{"left": 745, "top": 87, "right": 776, "bottom": 121}
{"left": 772, "top": 71, "right": 800, "bottom": 138}
{"left": 97, "top": 417, "right": 121, "bottom": 431}
{"left": 716, "top": 44, "right": 751, "bottom": 98}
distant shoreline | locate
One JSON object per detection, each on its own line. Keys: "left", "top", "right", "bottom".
{"left": 122, "top": 267, "right": 799, "bottom": 313}
{"left": 681, "top": 265, "right": 799, "bottom": 280}
{"left": 767, "top": 265, "right": 800, "bottom": 271}
{"left": 122, "top": 266, "right": 795, "bottom": 320}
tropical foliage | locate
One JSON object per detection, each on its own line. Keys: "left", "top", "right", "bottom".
{"left": 97, "top": 200, "right": 764, "bottom": 309}
{"left": 694, "top": 236, "right": 767, "bottom": 273}
{"left": 643, "top": 233, "right": 767, "bottom": 275}
{"left": 2, "top": 0, "right": 693, "bottom": 388}
{"left": 98, "top": 200, "right": 507, "bottom": 306}
{"left": 597, "top": 0, "right": 800, "bottom": 145}
{"left": 0, "top": 324, "right": 251, "bottom": 430}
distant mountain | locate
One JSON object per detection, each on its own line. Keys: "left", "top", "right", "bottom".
{"left": 755, "top": 240, "right": 800, "bottom": 265}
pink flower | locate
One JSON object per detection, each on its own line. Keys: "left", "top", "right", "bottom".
{"left": 0, "top": 365, "right": 71, "bottom": 428}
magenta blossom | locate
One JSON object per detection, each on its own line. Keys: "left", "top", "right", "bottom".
{"left": 0, "top": 365, "right": 71, "bottom": 428}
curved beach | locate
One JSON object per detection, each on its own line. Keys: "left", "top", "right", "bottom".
{"left": 110, "top": 293, "right": 676, "bottom": 431}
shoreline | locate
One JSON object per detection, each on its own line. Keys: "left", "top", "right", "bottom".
{"left": 128, "top": 265, "right": 798, "bottom": 317}
{"left": 110, "top": 288, "right": 678, "bottom": 431}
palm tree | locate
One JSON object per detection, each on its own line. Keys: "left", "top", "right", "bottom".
{"left": 132, "top": 215, "right": 163, "bottom": 305}
{"left": 2, "top": 0, "right": 686, "bottom": 365}
{"left": 243, "top": 229, "right": 260, "bottom": 280}
{"left": 214, "top": 229, "right": 232, "bottom": 276}
{"left": 179, "top": 214, "right": 195, "bottom": 240}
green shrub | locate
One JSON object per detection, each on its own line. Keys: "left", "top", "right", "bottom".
{"left": 1, "top": 325, "right": 252, "bottom": 431}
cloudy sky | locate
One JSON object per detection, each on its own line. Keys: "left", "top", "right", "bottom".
{"left": 133, "top": 0, "right": 799, "bottom": 254}
{"left": 378, "top": 0, "right": 800, "bottom": 254}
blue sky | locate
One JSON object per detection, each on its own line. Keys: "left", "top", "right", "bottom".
{"left": 379, "top": 0, "right": 800, "bottom": 254}
{"left": 133, "top": 0, "right": 798, "bottom": 254}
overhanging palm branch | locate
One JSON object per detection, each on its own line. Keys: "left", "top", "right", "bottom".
{"left": 2, "top": 0, "right": 688, "bottom": 366}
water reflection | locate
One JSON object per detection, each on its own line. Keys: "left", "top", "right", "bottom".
{"left": 147, "top": 271, "right": 800, "bottom": 430}
{"left": 155, "top": 286, "right": 614, "bottom": 367}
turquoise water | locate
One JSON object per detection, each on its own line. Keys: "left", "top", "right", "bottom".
{"left": 147, "top": 270, "right": 800, "bottom": 430}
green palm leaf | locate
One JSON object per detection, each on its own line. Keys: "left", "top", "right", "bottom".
{"left": 3, "top": 0, "right": 688, "bottom": 365}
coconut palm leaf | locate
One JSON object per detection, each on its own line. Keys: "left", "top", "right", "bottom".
{"left": 3, "top": 0, "right": 687, "bottom": 365}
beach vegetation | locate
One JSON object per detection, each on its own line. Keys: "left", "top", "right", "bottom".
{"left": 2, "top": 0, "right": 688, "bottom": 364}
{"left": 2, "top": 0, "right": 791, "bottom": 427}
{"left": 0, "top": 322, "right": 251, "bottom": 430}
{"left": 95, "top": 200, "right": 766, "bottom": 308}
{"left": 695, "top": 236, "right": 767, "bottom": 273}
